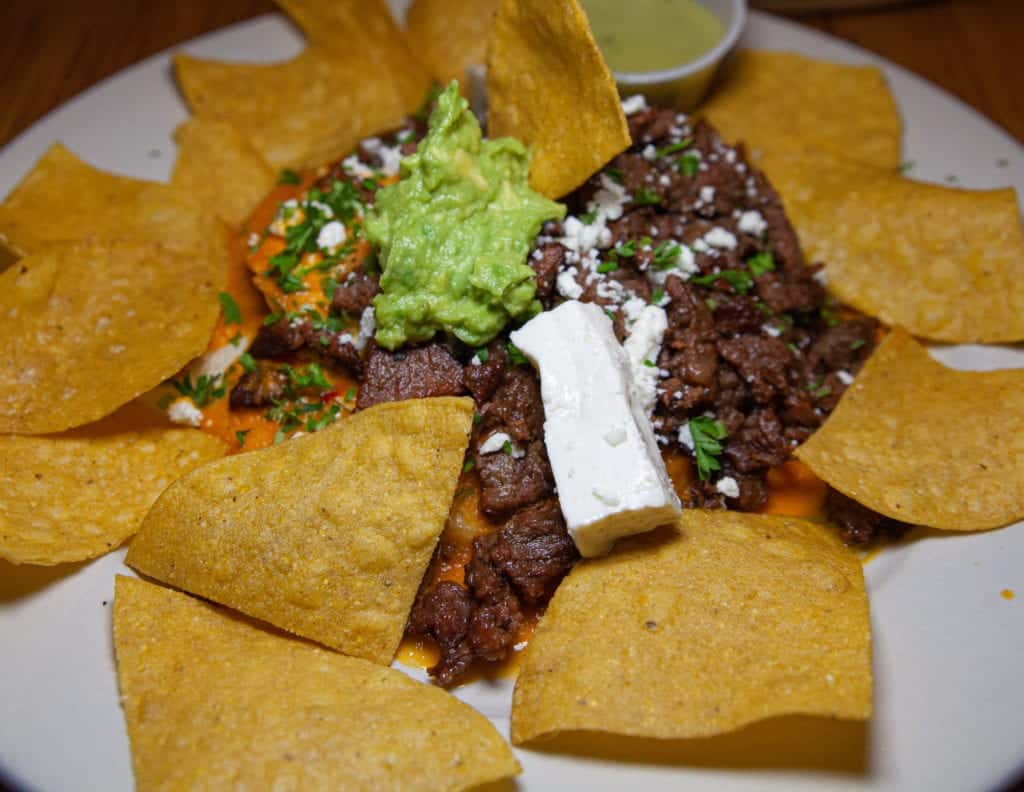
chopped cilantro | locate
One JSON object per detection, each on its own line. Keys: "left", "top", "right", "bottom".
{"left": 611, "top": 239, "right": 638, "bottom": 259}
{"left": 787, "top": 341, "right": 799, "bottom": 354}
{"left": 651, "top": 287, "right": 665, "bottom": 305}
{"left": 597, "top": 261, "right": 618, "bottom": 274}
{"left": 283, "top": 363, "right": 331, "bottom": 392}
{"left": 655, "top": 137, "right": 693, "bottom": 158}
{"left": 642, "top": 359, "right": 656, "bottom": 368}
{"left": 218, "top": 292, "right": 242, "bottom": 325}
{"left": 273, "top": 428, "right": 288, "bottom": 445}
{"left": 579, "top": 210, "right": 598, "bottom": 224}
{"left": 604, "top": 167, "right": 624, "bottom": 184}
{"left": 652, "top": 240, "right": 681, "bottom": 270}
{"left": 462, "top": 458, "right": 475, "bottom": 473}
{"left": 305, "top": 404, "right": 341, "bottom": 432}
{"left": 344, "top": 385, "right": 356, "bottom": 402}
{"left": 238, "top": 352, "right": 256, "bottom": 373}
{"left": 263, "top": 312, "right": 283, "bottom": 326}
{"left": 820, "top": 306, "right": 840, "bottom": 327}
{"left": 604, "top": 308, "right": 616, "bottom": 320}
{"left": 688, "top": 417, "right": 727, "bottom": 481}
{"left": 501, "top": 440, "right": 514, "bottom": 455}
{"left": 506, "top": 343, "right": 528, "bottom": 365}
{"left": 362, "top": 178, "right": 379, "bottom": 192}
{"left": 812, "top": 385, "right": 832, "bottom": 399}
{"left": 235, "top": 430, "right": 250, "bottom": 447}
{"left": 472, "top": 412, "right": 482, "bottom": 426}
{"left": 747, "top": 252, "right": 776, "bottom": 278}
{"left": 475, "top": 347, "right": 490, "bottom": 363}
{"left": 677, "top": 153, "right": 700, "bottom": 177}
{"left": 633, "top": 187, "right": 662, "bottom": 206}
{"left": 705, "top": 297, "right": 718, "bottom": 311}
{"left": 754, "top": 300, "right": 774, "bottom": 316}
{"left": 691, "top": 269, "right": 754, "bottom": 294}
{"left": 850, "top": 339, "right": 867, "bottom": 351}
{"left": 171, "top": 373, "right": 225, "bottom": 408}
{"left": 278, "top": 169, "right": 301, "bottom": 185}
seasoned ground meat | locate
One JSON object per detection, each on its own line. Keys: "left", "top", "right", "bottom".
{"left": 356, "top": 342, "right": 465, "bottom": 409}
{"left": 331, "top": 272, "right": 380, "bottom": 316}
{"left": 229, "top": 363, "right": 288, "bottom": 409}
{"left": 825, "top": 487, "right": 912, "bottom": 546}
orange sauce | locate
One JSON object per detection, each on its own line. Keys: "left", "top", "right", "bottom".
{"left": 1002, "top": 589, "right": 1015, "bottom": 601}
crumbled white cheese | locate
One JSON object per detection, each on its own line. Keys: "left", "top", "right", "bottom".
{"left": 699, "top": 185, "right": 716, "bottom": 204}
{"left": 192, "top": 341, "right": 247, "bottom": 380}
{"left": 469, "top": 354, "right": 483, "bottom": 367}
{"left": 269, "top": 199, "right": 303, "bottom": 236}
{"left": 361, "top": 137, "right": 403, "bottom": 177}
{"left": 556, "top": 269, "right": 584, "bottom": 300}
{"left": 704, "top": 227, "right": 738, "bottom": 249}
{"left": 342, "top": 155, "right": 375, "bottom": 181}
{"left": 354, "top": 306, "right": 376, "bottom": 351}
{"left": 620, "top": 94, "right": 649, "bottom": 115}
{"left": 716, "top": 476, "right": 740, "bottom": 499}
{"left": 678, "top": 422, "right": 695, "bottom": 451}
{"left": 837, "top": 370, "right": 854, "bottom": 385}
{"left": 167, "top": 397, "right": 203, "bottom": 428}
{"left": 622, "top": 305, "right": 668, "bottom": 417}
{"left": 738, "top": 210, "right": 768, "bottom": 236}
{"left": 478, "top": 431, "right": 524, "bottom": 458}
{"left": 761, "top": 323, "right": 782, "bottom": 338}
{"left": 642, "top": 144, "right": 657, "bottom": 161}
{"left": 316, "top": 220, "right": 347, "bottom": 251}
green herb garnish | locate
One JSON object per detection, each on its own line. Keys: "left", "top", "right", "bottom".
{"left": 218, "top": 292, "right": 242, "bottom": 325}
{"left": 171, "top": 373, "right": 225, "bottom": 408}
{"left": 278, "top": 169, "right": 301, "bottom": 185}
{"left": 633, "top": 187, "right": 662, "bottom": 206}
{"left": 655, "top": 137, "right": 693, "bottom": 158}
{"left": 597, "top": 261, "right": 618, "bottom": 274}
{"left": 747, "top": 252, "right": 776, "bottom": 278}
{"left": 677, "top": 153, "right": 700, "bottom": 177}
{"left": 688, "top": 417, "right": 727, "bottom": 481}
{"left": 506, "top": 343, "right": 528, "bottom": 365}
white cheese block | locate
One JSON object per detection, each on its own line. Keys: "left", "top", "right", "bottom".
{"left": 510, "top": 301, "right": 681, "bottom": 557}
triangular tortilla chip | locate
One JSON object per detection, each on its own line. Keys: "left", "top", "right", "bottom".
{"left": 127, "top": 398, "right": 473, "bottom": 665}
{"left": 0, "top": 240, "right": 223, "bottom": 434}
{"left": 487, "top": 0, "right": 630, "bottom": 199}
{"left": 171, "top": 118, "right": 276, "bottom": 227}
{"left": 512, "top": 512, "right": 871, "bottom": 745}
{"left": 700, "top": 50, "right": 902, "bottom": 169}
{"left": 760, "top": 150, "right": 1024, "bottom": 343}
{"left": 0, "top": 402, "right": 226, "bottom": 565}
{"left": 175, "top": 0, "right": 430, "bottom": 170}
{"left": 114, "top": 576, "right": 520, "bottom": 790}
{"left": 796, "top": 329, "right": 1024, "bottom": 530}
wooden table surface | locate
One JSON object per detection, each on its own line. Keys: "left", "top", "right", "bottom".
{"left": 1, "top": 0, "right": 1021, "bottom": 150}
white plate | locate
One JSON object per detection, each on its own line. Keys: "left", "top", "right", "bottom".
{"left": 1, "top": 8, "right": 1022, "bottom": 792}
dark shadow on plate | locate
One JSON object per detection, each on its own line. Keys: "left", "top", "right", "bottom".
{"left": 523, "top": 715, "right": 870, "bottom": 775}
{"left": 0, "top": 559, "right": 87, "bottom": 602}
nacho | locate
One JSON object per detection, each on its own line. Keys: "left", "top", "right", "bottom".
{"left": 760, "top": 151, "right": 1024, "bottom": 343}
{"left": 796, "top": 329, "right": 1024, "bottom": 530}
{"left": 487, "top": 0, "right": 631, "bottom": 198}
{"left": 127, "top": 398, "right": 473, "bottom": 665}
{"left": 113, "top": 576, "right": 520, "bottom": 790}
{"left": 175, "top": 0, "right": 429, "bottom": 170}
{"left": 512, "top": 512, "right": 871, "bottom": 744}
{"left": 171, "top": 118, "right": 276, "bottom": 227}
{"left": 0, "top": 143, "right": 217, "bottom": 255}
{"left": 700, "top": 50, "right": 902, "bottom": 169}
{"left": 0, "top": 240, "right": 223, "bottom": 434}
{"left": 406, "top": 0, "right": 498, "bottom": 86}
{"left": 0, "top": 402, "right": 225, "bottom": 565}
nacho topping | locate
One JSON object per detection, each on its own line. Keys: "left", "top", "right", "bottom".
{"left": 511, "top": 511, "right": 872, "bottom": 744}
{"left": 796, "top": 329, "right": 1024, "bottom": 531}
{"left": 367, "top": 82, "right": 565, "bottom": 349}
{"left": 113, "top": 576, "right": 520, "bottom": 790}
{"left": 127, "top": 398, "right": 474, "bottom": 665}
{"left": 487, "top": 0, "right": 632, "bottom": 198}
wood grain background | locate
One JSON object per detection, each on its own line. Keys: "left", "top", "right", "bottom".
{"left": 1, "top": 0, "right": 1021, "bottom": 148}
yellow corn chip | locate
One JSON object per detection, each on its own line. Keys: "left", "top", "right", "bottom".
{"left": 512, "top": 512, "right": 871, "bottom": 745}
{"left": 0, "top": 402, "right": 225, "bottom": 565}
{"left": 700, "top": 50, "right": 902, "bottom": 169}
{"left": 0, "top": 143, "right": 217, "bottom": 255}
{"left": 760, "top": 150, "right": 1024, "bottom": 343}
{"left": 487, "top": 0, "right": 630, "bottom": 199}
{"left": 406, "top": 0, "right": 498, "bottom": 86}
{"left": 0, "top": 240, "right": 223, "bottom": 434}
{"left": 171, "top": 118, "right": 276, "bottom": 227}
{"left": 113, "top": 576, "right": 520, "bottom": 790}
{"left": 175, "top": 0, "right": 430, "bottom": 170}
{"left": 796, "top": 329, "right": 1024, "bottom": 530}
{"left": 127, "top": 398, "right": 473, "bottom": 665}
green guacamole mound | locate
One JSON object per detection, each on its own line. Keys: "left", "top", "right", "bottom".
{"left": 365, "top": 82, "right": 566, "bottom": 350}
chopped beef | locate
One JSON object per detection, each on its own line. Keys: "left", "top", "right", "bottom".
{"left": 479, "top": 366, "right": 545, "bottom": 444}
{"left": 463, "top": 340, "right": 508, "bottom": 403}
{"left": 331, "top": 272, "right": 380, "bottom": 316}
{"left": 316, "top": 332, "right": 363, "bottom": 376}
{"left": 825, "top": 487, "right": 912, "bottom": 546}
{"left": 356, "top": 342, "right": 465, "bottom": 409}
{"left": 483, "top": 499, "right": 578, "bottom": 604}
{"left": 717, "top": 335, "right": 795, "bottom": 405}
{"left": 806, "top": 317, "right": 878, "bottom": 375}
{"left": 529, "top": 243, "right": 564, "bottom": 304}
{"left": 464, "top": 538, "right": 523, "bottom": 662}
{"left": 477, "top": 441, "right": 555, "bottom": 517}
{"left": 250, "top": 315, "right": 362, "bottom": 376}
{"left": 249, "top": 317, "right": 306, "bottom": 359}
{"left": 229, "top": 363, "right": 288, "bottom": 409}
{"left": 723, "top": 408, "right": 789, "bottom": 473}
{"left": 408, "top": 581, "right": 474, "bottom": 687}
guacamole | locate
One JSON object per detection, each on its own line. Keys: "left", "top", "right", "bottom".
{"left": 365, "top": 82, "right": 565, "bottom": 350}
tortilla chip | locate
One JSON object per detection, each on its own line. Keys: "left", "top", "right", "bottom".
{"left": 406, "top": 0, "right": 498, "bottom": 86}
{"left": 171, "top": 118, "right": 276, "bottom": 227}
{"left": 175, "top": 0, "right": 430, "bottom": 170}
{"left": 512, "top": 512, "right": 871, "bottom": 745}
{"left": 0, "top": 403, "right": 225, "bottom": 565}
{"left": 113, "top": 576, "right": 520, "bottom": 790}
{"left": 0, "top": 240, "right": 223, "bottom": 434}
{"left": 760, "top": 151, "right": 1024, "bottom": 343}
{"left": 0, "top": 143, "right": 217, "bottom": 255}
{"left": 700, "top": 50, "right": 902, "bottom": 169}
{"left": 127, "top": 398, "right": 473, "bottom": 665}
{"left": 796, "top": 329, "right": 1024, "bottom": 530}
{"left": 487, "top": 0, "right": 630, "bottom": 199}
